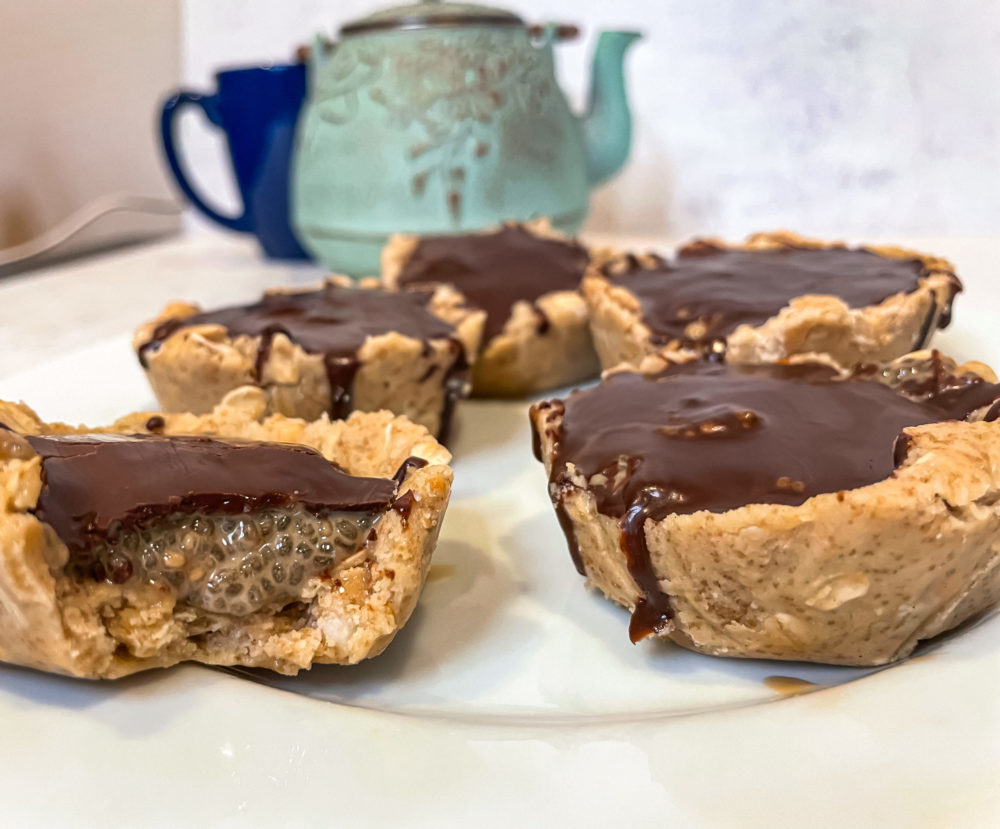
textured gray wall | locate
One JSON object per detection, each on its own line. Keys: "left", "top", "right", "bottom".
{"left": 182, "top": 0, "right": 1000, "bottom": 237}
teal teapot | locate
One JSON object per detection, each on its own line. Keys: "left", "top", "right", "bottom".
{"left": 292, "top": 1, "right": 641, "bottom": 275}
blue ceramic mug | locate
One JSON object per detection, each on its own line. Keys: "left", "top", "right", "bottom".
{"left": 159, "top": 64, "right": 310, "bottom": 260}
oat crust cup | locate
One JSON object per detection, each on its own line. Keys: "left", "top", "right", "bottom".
{"left": 382, "top": 219, "right": 599, "bottom": 397}
{"left": 530, "top": 350, "right": 1000, "bottom": 666}
{"left": 0, "top": 388, "right": 452, "bottom": 678}
{"left": 584, "top": 230, "right": 961, "bottom": 370}
{"left": 135, "top": 279, "right": 485, "bottom": 442}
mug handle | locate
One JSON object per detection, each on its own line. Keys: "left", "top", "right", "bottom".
{"left": 159, "top": 91, "right": 253, "bottom": 232}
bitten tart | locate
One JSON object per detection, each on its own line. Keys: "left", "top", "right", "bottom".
{"left": 382, "top": 219, "right": 599, "bottom": 396}
{"left": 0, "top": 388, "right": 452, "bottom": 678}
{"left": 584, "top": 231, "right": 961, "bottom": 370}
{"left": 135, "top": 279, "right": 485, "bottom": 443}
{"left": 530, "top": 350, "right": 1000, "bottom": 666}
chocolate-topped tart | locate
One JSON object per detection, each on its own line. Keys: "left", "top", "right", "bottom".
{"left": 382, "top": 219, "right": 599, "bottom": 396}
{"left": 0, "top": 388, "right": 452, "bottom": 678}
{"left": 134, "top": 278, "right": 485, "bottom": 442}
{"left": 584, "top": 230, "right": 961, "bottom": 370}
{"left": 530, "top": 350, "right": 1000, "bottom": 666}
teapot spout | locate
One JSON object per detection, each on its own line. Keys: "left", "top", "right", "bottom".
{"left": 583, "top": 31, "right": 641, "bottom": 187}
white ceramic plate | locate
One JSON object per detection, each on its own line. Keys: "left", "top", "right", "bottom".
{"left": 1, "top": 323, "right": 998, "bottom": 827}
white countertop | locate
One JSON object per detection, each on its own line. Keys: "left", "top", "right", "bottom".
{"left": 3, "top": 231, "right": 1000, "bottom": 381}
{"left": 0, "top": 235, "right": 324, "bottom": 378}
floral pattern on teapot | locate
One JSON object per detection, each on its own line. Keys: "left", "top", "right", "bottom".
{"left": 291, "top": 0, "right": 639, "bottom": 277}
{"left": 314, "top": 32, "right": 557, "bottom": 221}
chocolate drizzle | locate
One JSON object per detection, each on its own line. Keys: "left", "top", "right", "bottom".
{"left": 437, "top": 341, "right": 467, "bottom": 446}
{"left": 892, "top": 433, "right": 913, "bottom": 468}
{"left": 138, "top": 285, "right": 467, "bottom": 435}
{"left": 395, "top": 225, "right": 589, "bottom": 342}
{"left": 391, "top": 455, "right": 429, "bottom": 487}
{"left": 386, "top": 456, "right": 431, "bottom": 527}
{"left": 620, "top": 488, "right": 678, "bottom": 641}
{"left": 391, "top": 491, "right": 417, "bottom": 526}
{"left": 537, "top": 358, "right": 1000, "bottom": 641}
{"left": 20, "top": 430, "right": 397, "bottom": 556}
{"left": 604, "top": 244, "right": 961, "bottom": 352}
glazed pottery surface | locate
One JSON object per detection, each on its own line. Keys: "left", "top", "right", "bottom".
{"left": 293, "top": 2, "right": 640, "bottom": 274}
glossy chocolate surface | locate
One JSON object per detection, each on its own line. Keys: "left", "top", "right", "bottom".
{"left": 605, "top": 244, "right": 959, "bottom": 349}
{"left": 138, "top": 285, "right": 464, "bottom": 428}
{"left": 22, "top": 431, "right": 396, "bottom": 555}
{"left": 540, "top": 357, "right": 1000, "bottom": 640}
{"left": 396, "top": 225, "right": 589, "bottom": 341}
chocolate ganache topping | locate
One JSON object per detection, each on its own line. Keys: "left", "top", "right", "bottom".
{"left": 604, "top": 244, "right": 961, "bottom": 352}
{"left": 396, "top": 224, "right": 589, "bottom": 342}
{"left": 138, "top": 284, "right": 466, "bottom": 433}
{"left": 538, "top": 356, "right": 1000, "bottom": 642}
{"left": 22, "top": 431, "right": 397, "bottom": 555}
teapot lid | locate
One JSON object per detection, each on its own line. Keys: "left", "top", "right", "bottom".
{"left": 340, "top": 2, "right": 524, "bottom": 36}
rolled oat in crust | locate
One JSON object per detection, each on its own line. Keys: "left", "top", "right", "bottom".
{"left": 584, "top": 230, "right": 961, "bottom": 371}
{"left": 0, "top": 387, "right": 452, "bottom": 678}
{"left": 382, "top": 218, "right": 600, "bottom": 397}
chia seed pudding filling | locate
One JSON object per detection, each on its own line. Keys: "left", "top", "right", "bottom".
{"left": 17, "top": 429, "right": 424, "bottom": 617}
